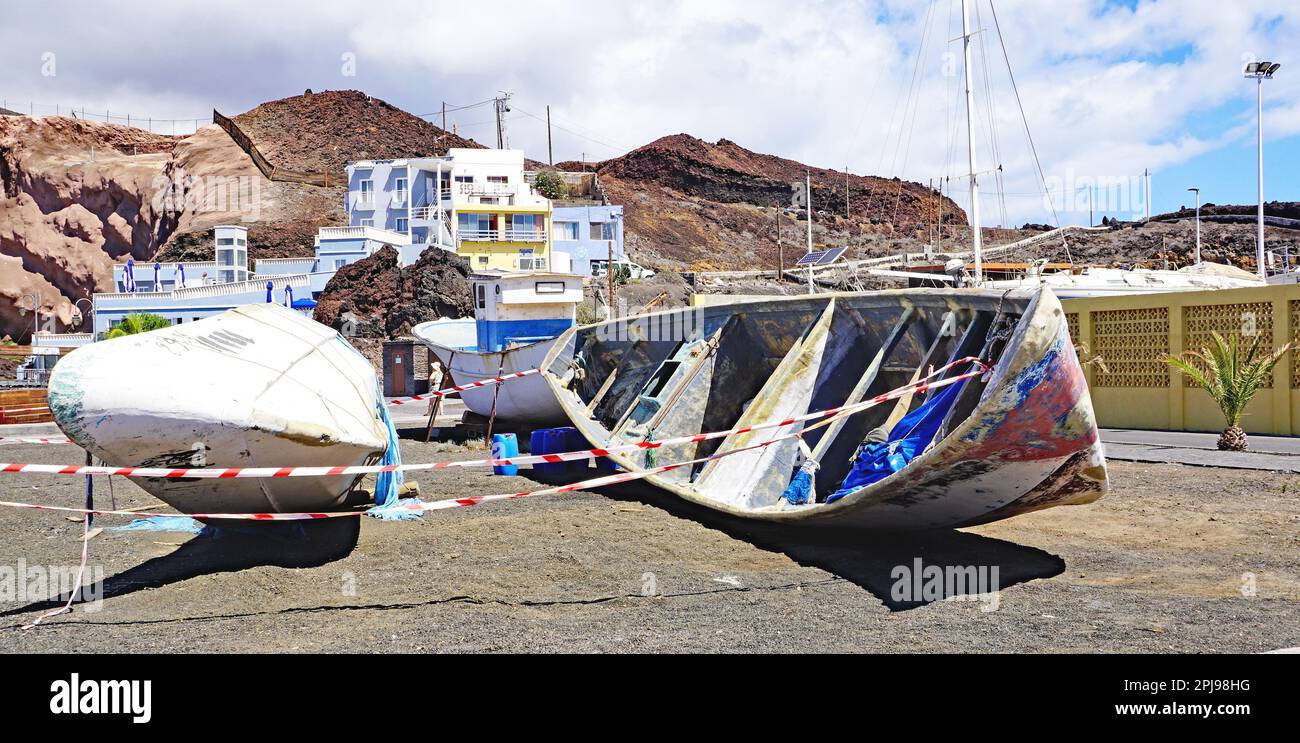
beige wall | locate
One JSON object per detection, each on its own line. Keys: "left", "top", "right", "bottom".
{"left": 1063, "top": 284, "right": 1300, "bottom": 434}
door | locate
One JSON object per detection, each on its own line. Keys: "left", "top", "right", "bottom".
{"left": 386, "top": 351, "right": 408, "bottom": 397}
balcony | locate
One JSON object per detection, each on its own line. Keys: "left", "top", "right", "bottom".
{"left": 318, "top": 225, "right": 412, "bottom": 244}
{"left": 459, "top": 229, "right": 547, "bottom": 243}
{"left": 459, "top": 182, "right": 516, "bottom": 198}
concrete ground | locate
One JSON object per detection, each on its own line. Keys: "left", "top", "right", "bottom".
{"left": 1101, "top": 428, "right": 1300, "bottom": 473}
{"left": 0, "top": 434, "right": 1296, "bottom": 653}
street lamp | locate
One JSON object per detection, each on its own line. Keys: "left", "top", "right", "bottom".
{"left": 1244, "top": 60, "right": 1280, "bottom": 279}
{"left": 72, "top": 297, "right": 94, "bottom": 332}
{"left": 16, "top": 292, "right": 40, "bottom": 343}
{"left": 1187, "top": 187, "right": 1201, "bottom": 265}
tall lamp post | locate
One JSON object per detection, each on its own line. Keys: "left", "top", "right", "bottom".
{"left": 73, "top": 297, "right": 94, "bottom": 333}
{"left": 1187, "top": 187, "right": 1201, "bottom": 265}
{"left": 17, "top": 292, "right": 40, "bottom": 343}
{"left": 1245, "top": 61, "right": 1280, "bottom": 279}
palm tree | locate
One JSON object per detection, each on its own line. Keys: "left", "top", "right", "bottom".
{"left": 104, "top": 312, "right": 170, "bottom": 340}
{"left": 1165, "top": 331, "right": 1292, "bottom": 451}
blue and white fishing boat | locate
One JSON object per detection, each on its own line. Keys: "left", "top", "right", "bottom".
{"left": 413, "top": 270, "right": 585, "bottom": 425}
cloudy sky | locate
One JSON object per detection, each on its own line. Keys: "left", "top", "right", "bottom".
{"left": 2, "top": 0, "right": 1296, "bottom": 226}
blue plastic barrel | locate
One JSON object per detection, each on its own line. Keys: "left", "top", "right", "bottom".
{"left": 561, "top": 428, "right": 590, "bottom": 475}
{"left": 491, "top": 433, "right": 519, "bottom": 476}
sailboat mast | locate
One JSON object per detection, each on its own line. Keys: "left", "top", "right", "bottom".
{"left": 961, "top": 0, "right": 984, "bottom": 284}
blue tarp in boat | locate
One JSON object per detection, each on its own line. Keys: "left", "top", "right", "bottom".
{"left": 826, "top": 379, "right": 966, "bottom": 503}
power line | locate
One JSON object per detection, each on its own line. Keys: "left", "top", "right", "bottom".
{"left": 512, "top": 106, "right": 629, "bottom": 154}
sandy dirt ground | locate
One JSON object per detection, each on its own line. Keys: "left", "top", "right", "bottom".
{"left": 0, "top": 437, "right": 1296, "bottom": 653}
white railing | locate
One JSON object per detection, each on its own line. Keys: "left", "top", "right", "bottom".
{"left": 97, "top": 273, "right": 314, "bottom": 302}
{"left": 255, "top": 257, "right": 315, "bottom": 266}
{"left": 458, "top": 229, "right": 547, "bottom": 243}
{"left": 317, "top": 225, "right": 410, "bottom": 243}
{"left": 32, "top": 332, "right": 94, "bottom": 348}
{"left": 460, "top": 182, "right": 516, "bottom": 197}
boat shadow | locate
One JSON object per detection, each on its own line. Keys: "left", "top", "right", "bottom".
{"left": 0, "top": 516, "right": 360, "bottom": 622}
{"left": 570, "top": 476, "right": 1065, "bottom": 612}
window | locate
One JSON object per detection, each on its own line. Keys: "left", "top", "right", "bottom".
{"left": 335, "top": 258, "right": 347, "bottom": 270}
{"left": 455, "top": 175, "right": 474, "bottom": 184}
{"left": 487, "top": 175, "right": 508, "bottom": 184}
{"left": 395, "top": 217, "right": 409, "bottom": 233}
{"left": 536, "top": 281, "right": 565, "bottom": 294}
{"left": 359, "top": 218, "right": 374, "bottom": 228}
{"left": 508, "top": 214, "right": 541, "bottom": 239}
{"left": 477, "top": 256, "right": 489, "bottom": 265}
{"left": 358, "top": 180, "right": 374, "bottom": 203}
{"left": 590, "top": 222, "right": 614, "bottom": 240}
{"left": 554, "top": 221, "right": 579, "bottom": 240}
{"left": 479, "top": 197, "right": 498, "bottom": 205}
{"left": 236, "top": 238, "right": 247, "bottom": 246}
{"left": 394, "top": 177, "right": 407, "bottom": 203}
{"left": 217, "top": 238, "right": 234, "bottom": 246}
{"left": 476, "top": 285, "right": 486, "bottom": 309}
{"left": 458, "top": 213, "right": 497, "bottom": 239}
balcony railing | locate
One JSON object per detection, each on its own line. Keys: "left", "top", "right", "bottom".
{"left": 318, "top": 225, "right": 411, "bottom": 243}
{"left": 459, "top": 182, "right": 516, "bottom": 197}
{"left": 458, "top": 229, "right": 547, "bottom": 242}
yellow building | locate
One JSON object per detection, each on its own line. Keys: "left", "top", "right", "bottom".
{"left": 455, "top": 203, "right": 553, "bottom": 272}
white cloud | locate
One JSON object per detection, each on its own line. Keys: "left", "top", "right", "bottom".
{"left": 0, "top": 0, "right": 1295, "bottom": 224}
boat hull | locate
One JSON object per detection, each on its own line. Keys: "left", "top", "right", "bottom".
{"left": 48, "top": 304, "right": 388, "bottom": 515}
{"left": 412, "top": 318, "right": 566, "bottom": 426}
{"left": 539, "top": 288, "right": 1108, "bottom": 529}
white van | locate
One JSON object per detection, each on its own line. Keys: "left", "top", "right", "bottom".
{"left": 591, "top": 259, "right": 656, "bottom": 280}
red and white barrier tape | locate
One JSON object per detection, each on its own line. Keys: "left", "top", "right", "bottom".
{"left": 0, "top": 420, "right": 815, "bottom": 522}
{"left": 0, "top": 358, "right": 988, "bottom": 480}
{"left": 0, "top": 437, "right": 72, "bottom": 446}
{"left": 386, "top": 368, "right": 541, "bottom": 406}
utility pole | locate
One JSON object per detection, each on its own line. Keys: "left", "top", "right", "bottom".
{"left": 844, "top": 166, "right": 850, "bottom": 219}
{"left": 1188, "top": 187, "right": 1202, "bottom": 265}
{"left": 441, "top": 101, "right": 447, "bottom": 132}
{"left": 546, "top": 105, "right": 554, "bottom": 166}
{"left": 494, "top": 92, "right": 512, "bottom": 149}
{"left": 806, "top": 171, "right": 814, "bottom": 294}
{"left": 961, "top": 0, "right": 984, "bottom": 284}
{"left": 1143, "top": 168, "right": 1151, "bottom": 221}
{"left": 776, "top": 209, "right": 783, "bottom": 278}
{"left": 607, "top": 241, "right": 616, "bottom": 321}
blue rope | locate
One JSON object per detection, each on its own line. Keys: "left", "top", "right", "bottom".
{"left": 368, "top": 386, "right": 422, "bottom": 521}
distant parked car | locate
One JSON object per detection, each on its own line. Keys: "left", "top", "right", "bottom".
{"left": 592, "top": 259, "right": 655, "bottom": 280}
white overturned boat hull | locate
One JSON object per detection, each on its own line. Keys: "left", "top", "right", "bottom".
{"left": 412, "top": 318, "right": 565, "bottom": 426}
{"left": 48, "top": 304, "right": 388, "bottom": 515}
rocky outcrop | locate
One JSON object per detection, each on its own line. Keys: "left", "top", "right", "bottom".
{"left": 233, "top": 89, "right": 483, "bottom": 174}
{"left": 313, "top": 245, "right": 473, "bottom": 339}
{"left": 0, "top": 116, "right": 272, "bottom": 340}
{"left": 592, "top": 134, "right": 966, "bottom": 270}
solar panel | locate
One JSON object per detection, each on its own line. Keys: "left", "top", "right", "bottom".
{"left": 796, "top": 250, "right": 830, "bottom": 267}
{"left": 797, "top": 247, "right": 847, "bottom": 267}
{"left": 815, "top": 247, "right": 847, "bottom": 266}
